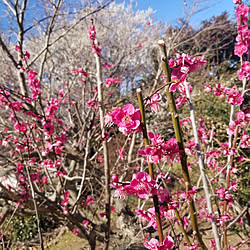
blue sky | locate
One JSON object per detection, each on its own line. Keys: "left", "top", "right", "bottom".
{"left": 134, "top": 0, "right": 236, "bottom": 27}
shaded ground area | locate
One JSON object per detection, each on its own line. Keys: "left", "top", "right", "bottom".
{"left": 47, "top": 230, "right": 249, "bottom": 250}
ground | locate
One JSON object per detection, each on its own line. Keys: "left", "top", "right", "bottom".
{"left": 47, "top": 230, "right": 249, "bottom": 250}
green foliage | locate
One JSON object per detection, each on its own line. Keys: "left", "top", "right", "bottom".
{"left": 9, "top": 215, "right": 58, "bottom": 242}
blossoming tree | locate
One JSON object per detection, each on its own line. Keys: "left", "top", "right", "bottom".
{"left": 0, "top": 0, "right": 249, "bottom": 250}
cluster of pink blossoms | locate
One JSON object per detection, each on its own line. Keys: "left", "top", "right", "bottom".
{"left": 105, "top": 77, "right": 119, "bottom": 87}
{"left": 26, "top": 70, "right": 41, "bottom": 100}
{"left": 227, "top": 109, "right": 250, "bottom": 135}
{"left": 161, "top": 53, "right": 201, "bottom": 109}
{"left": 204, "top": 83, "right": 244, "bottom": 106}
{"left": 105, "top": 104, "right": 141, "bottom": 134}
{"left": 138, "top": 132, "right": 181, "bottom": 164}
{"left": 89, "top": 24, "right": 102, "bottom": 55}
{"left": 13, "top": 47, "right": 42, "bottom": 101}
{"left": 112, "top": 172, "right": 157, "bottom": 199}
{"left": 233, "top": 1, "right": 250, "bottom": 80}
{"left": 168, "top": 53, "right": 206, "bottom": 92}
{"left": 144, "top": 236, "right": 174, "bottom": 250}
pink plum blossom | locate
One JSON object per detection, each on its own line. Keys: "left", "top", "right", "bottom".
{"left": 168, "top": 53, "right": 206, "bottom": 91}
{"left": 14, "top": 121, "right": 27, "bottom": 134}
{"left": 213, "top": 83, "right": 226, "bottom": 98}
{"left": 138, "top": 132, "right": 181, "bottom": 164}
{"left": 82, "top": 220, "right": 89, "bottom": 227}
{"left": 183, "top": 243, "right": 201, "bottom": 250}
{"left": 203, "top": 84, "right": 212, "bottom": 92}
{"left": 105, "top": 77, "right": 119, "bottom": 87}
{"left": 233, "top": 0, "right": 241, "bottom": 5}
{"left": 107, "top": 104, "right": 141, "bottom": 134}
{"left": 240, "top": 130, "right": 249, "bottom": 148}
{"left": 61, "top": 190, "right": 70, "bottom": 206}
{"left": 85, "top": 195, "right": 94, "bottom": 206}
{"left": 136, "top": 207, "right": 157, "bottom": 229}
{"left": 236, "top": 4, "right": 249, "bottom": 24}
{"left": 86, "top": 99, "right": 98, "bottom": 109}
{"left": 238, "top": 61, "right": 250, "bottom": 80}
{"left": 226, "top": 86, "right": 244, "bottom": 105}
{"left": 129, "top": 172, "right": 157, "bottom": 198}
{"left": 234, "top": 42, "right": 248, "bottom": 57}
{"left": 112, "top": 175, "right": 119, "bottom": 182}
{"left": 146, "top": 94, "right": 162, "bottom": 112}
{"left": 72, "top": 229, "right": 80, "bottom": 236}
{"left": 144, "top": 236, "right": 174, "bottom": 250}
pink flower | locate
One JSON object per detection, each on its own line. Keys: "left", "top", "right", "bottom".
{"left": 169, "top": 54, "right": 206, "bottom": 90}
{"left": 237, "top": 25, "right": 250, "bottom": 43}
{"left": 41, "top": 176, "right": 48, "bottom": 185}
{"left": 15, "top": 45, "right": 22, "bottom": 52}
{"left": 129, "top": 172, "right": 157, "bottom": 198}
{"left": 213, "top": 83, "right": 226, "bottom": 98}
{"left": 146, "top": 94, "right": 162, "bottom": 112}
{"left": 82, "top": 220, "right": 89, "bottom": 227}
{"left": 226, "top": 86, "right": 244, "bottom": 105}
{"left": 86, "top": 99, "right": 97, "bottom": 109}
{"left": 110, "top": 205, "right": 115, "bottom": 212}
{"left": 88, "top": 25, "right": 96, "bottom": 40}
{"left": 91, "top": 44, "right": 102, "bottom": 55}
{"left": 14, "top": 121, "right": 27, "bottom": 133}
{"left": 105, "top": 77, "right": 119, "bottom": 87}
{"left": 220, "top": 142, "right": 237, "bottom": 156}
{"left": 112, "top": 174, "right": 119, "bottom": 182}
{"left": 229, "top": 179, "right": 238, "bottom": 192}
{"left": 112, "top": 185, "right": 128, "bottom": 199}
{"left": 180, "top": 186, "right": 197, "bottom": 200}
{"left": 236, "top": 4, "right": 249, "bottom": 24}
{"left": 216, "top": 187, "right": 233, "bottom": 204}
{"left": 58, "top": 89, "right": 65, "bottom": 97}
{"left": 61, "top": 190, "right": 70, "bottom": 206}
{"left": 234, "top": 42, "right": 248, "bottom": 57}
{"left": 42, "top": 121, "right": 55, "bottom": 137}
{"left": 99, "top": 211, "right": 106, "bottom": 217}
{"left": 158, "top": 188, "right": 170, "bottom": 204}
{"left": 144, "top": 236, "right": 174, "bottom": 250}
{"left": 236, "top": 4, "right": 249, "bottom": 17}
{"left": 144, "top": 238, "right": 159, "bottom": 249}
{"left": 238, "top": 61, "right": 250, "bottom": 80}
{"left": 240, "top": 130, "right": 249, "bottom": 148}
{"left": 139, "top": 133, "right": 180, "bottom": 164}
{"left": 168, "top": 58, "right": 176, "bottom": 68}
{"left": 217, "top": 214, "right": 231, "bottom": 226}
{"left": 77, "top": 68, "right": 88, "bottom": 77}
{"left": 85, "top": 195, "right": 94, "bottom": 206}
{"left": 62, "top": 208, "right": 68, "bottom": 214}
{"left": 183, "top": 243, "right": 201, "bottom": 250}
{"left": 233, "top": 0, "right": 241, "bottom": 4}
{"left": 203, "top": 84, "right": 212, "bottom": 92}
{"left": 138, "top": 132, "right": 165, "bottom": 163}
{"left": 72, "top": 229, "right": 80, "bottom": 236}
{"left": 209, "top": 240, "right": 216, "bottom": 250}
{"left": 97, "top": 156, "right": 103, "bottom": 162}
{"left": 107, "top": 104, "right": 141, "bottom": 134}
{"left": 16, "top": 163, "right": 24, "bottom": 173}
{"left": 102, "top": 62, "right": 113, "bottom": 69}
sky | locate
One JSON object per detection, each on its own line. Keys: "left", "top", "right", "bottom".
{"left": 133, "top": 0, "right": 236, "bottom": 28}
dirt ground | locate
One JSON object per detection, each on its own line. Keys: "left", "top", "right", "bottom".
{"left": 47, "top": 230, "right": 249, "bottom": 250}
